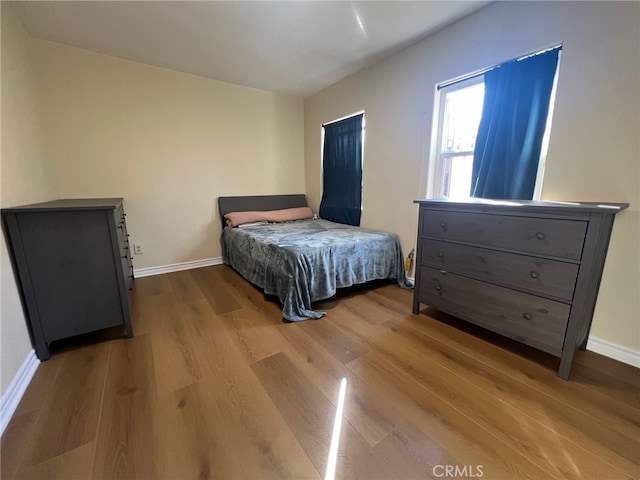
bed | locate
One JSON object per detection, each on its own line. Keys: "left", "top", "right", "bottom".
{"left": 218, "top": 194, "right": 412, "bottom": 321}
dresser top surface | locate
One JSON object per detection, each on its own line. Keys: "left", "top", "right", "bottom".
{"left": 2, "top": 198, "right": 124, "bottom": 214}
{"left": 414, "top": 198, "right": 629, "bottom": 214}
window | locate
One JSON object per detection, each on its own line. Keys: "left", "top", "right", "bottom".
{"left": 429, "top": 46, "right": 561, "bottom": 201}
{"left": 319, "top": 113, "right": 364, "bottom": 226}
{"left": 433, "top": 78, "right": 485, "bottom": 199}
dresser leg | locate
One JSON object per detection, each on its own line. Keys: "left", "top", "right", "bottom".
{"left": 412, "top": 300, "right": 420, "bottom": 315}
{"left": 124, "top": 322, "right": 134, "bottom": 339}
{"left": 34, "top": 342, "right": 51, "bottom": 361}
{"left": 557, "top": 349, "right": 575, "bottom": 380}
{"left": 579, "top": 337, "right": 588, "bottom": 351}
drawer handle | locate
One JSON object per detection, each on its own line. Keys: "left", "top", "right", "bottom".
{"left": 535, "top": 232, "right": 546, "bottom": 240}
{"left": 523, "top": 313, "right": 532, "bottom": 321}
{"left": 122, "top": 254, "right": 128, "bottom": 259}
{"left": 439, "top": 221, "right": 447, "bottom": 232}
{"left": 435, "top": 285, "right": 442, "bottom": 292}
{"left": 529, "top": 271, "right": 539, "bottom": 279}
{"left": 437, "top": 251, "right": 444, "bottom": 259}
{"left": 118, "top": 225, "right": 124, "bottom": 230}
{"left": 126, "top": 234, "right": 130, "bottom": 237}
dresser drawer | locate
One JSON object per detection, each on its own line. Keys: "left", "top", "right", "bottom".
{"left": 422, "top": 210, "right": 587, "bottom": 260}
{"left": 421, "top": 239, "right": 579, "bottom": 301}
{"left": 418, "top": 266, "right": 570, "bottom": 355}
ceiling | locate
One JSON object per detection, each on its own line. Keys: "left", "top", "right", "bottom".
{"left": 10, "top": 1, "right": 489, "bottom": 98}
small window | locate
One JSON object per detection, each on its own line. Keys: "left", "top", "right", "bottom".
{"left": 319, "top": 113, "right": 364, "bottom": 226}
{"left": 433, "top": 78, "right": 485, "bottom": 199}
{"left": 429, "top": 46, "right": 561, "bottom": 201}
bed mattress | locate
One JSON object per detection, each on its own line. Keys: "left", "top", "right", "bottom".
{"left": 221, "top": 218, "right": 411, "bottom": 321}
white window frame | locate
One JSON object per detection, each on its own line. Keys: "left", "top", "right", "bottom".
{"left": 428, "top": 75, "right": 484, "bottom": 199}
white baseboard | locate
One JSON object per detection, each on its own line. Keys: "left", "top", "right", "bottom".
{"left": 0, "top": 350, "right": 39, "bottom": 436}
{"left": 133, "top": 257, "right": 223, "bottom": 278}
{"left": 587, "top": 336, "right": 640, "bottom": 368}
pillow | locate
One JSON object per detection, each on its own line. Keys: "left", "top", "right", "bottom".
{"left": 224, "top": 207, "right": 314, "bottom": 228}
{"left": 237, "top": 221, "right": 269, "bottom": 228}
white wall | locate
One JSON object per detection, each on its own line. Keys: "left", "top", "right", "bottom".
{"left": 304, "top": 1, "right": 640, "bottom": 353}
{"left": 32, "top": 39, "right": 305, "bottom": 269}
{"left": 0, "top": 6, "right": 60, "bottom": 393}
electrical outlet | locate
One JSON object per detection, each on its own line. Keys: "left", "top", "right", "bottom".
{"left": 133, "top": 242, "right": 144, "bottom": 255}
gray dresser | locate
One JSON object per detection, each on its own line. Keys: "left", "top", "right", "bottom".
{"left": 412, "top": 199, "right": 628, "bottom": 379}
{"left": 2, "top": 198, "right": 134, "bottom": 360}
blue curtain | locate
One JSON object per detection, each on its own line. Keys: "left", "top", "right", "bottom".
{"left": 319, "top": 114, "right": 363, "bottom": 226}
{"left": 471, "top": 48, "right": 560, "bottom": 200}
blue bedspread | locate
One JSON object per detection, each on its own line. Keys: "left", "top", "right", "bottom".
{"left": 221, "top": 219, "right": 412, "bottom": 321}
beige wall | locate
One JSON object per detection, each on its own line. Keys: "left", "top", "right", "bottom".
{"left": 32, "top": 39, "right": 305, "bottom": 269}
{"left": 1, "top": 6, "right": 60, "bottom": 393}
{"left": 304, "top": 1, "right": 640, "bottom": 352}
{"left": 1, "top": 8, "right": 304, "bottom": 395}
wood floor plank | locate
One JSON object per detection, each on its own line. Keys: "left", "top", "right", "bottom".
{"left": 372, "top": 281, "right": 415, "bottom": 309}
{"left": 568, "top": 355, "right": 640, "bottom": 406}
{"left": 296, "top": 315, "right": 368, "bottom": 365}
{"left": 132, "top": 274, "right": 172, "bottom": 298}
{"left": 154, "top": 381, "right": 248, "bottom": 479}
{"left": 365, "top": 285, "right": 415, "bottom": 317}
{"left": 276, "top": 322, "right": 398, "bottom": 447}
{"left": 364, "top": 330, "right": 630, "bottom": 478}
{"left": 0, "top": 410, "right": 40, "bottom": 479}
{"left": 573, "top": 348, "right": 640, "bottom": 386}
{"left": 335, "top": 308, "right": 554, "bottom": 477}
{"left": 251, "top": 352, "right": 399, "bottom": 480}
{"left": 189, "top": 266, "right": 243, "bottom": 315}
{"left": 347, "top": 352, "right": 554, "bottom": 480}
{"left": 130, "top": 291, "right": 173, "bottom": 335}
{"left": 332, "top": 307, "right": 634, "bottom": 478}
{"left": 166, "top": 269, "right": 205, "bottom": 304}
{"left": 177, "top": 299, "right": 321, "bottom": 479}
{"left": 339, "top": 288, "right": 407, "bottom": 326}
{"left": 218, "top": 307, "right": 289, "bottom": 364}
{"left": 149, "top": 293, "right": 203, "bottom": 395}
{"left": 401, "top": 313, "right": 640, "bottom": 440}
{"left": 418, "top": 307, "right": 640, "bottom": 407}
{"left": 20, "top": 441, "right": 94, "bottom": 480}
{"left": 374, "top": 420, "right": 463, "bottom": 480}
{"left": 385, "top": 317, "right": 640, "bottom": 474}
{"left": 92, "top": 335, "right": 159, "bottom": 480}
{"left": 207, "top": 265, "right": 285, "bottom": 321}
{"left": 13, "top": 352, "right": 64, "bottom": 417}
{"left": 27, "top": 342, "right": 110, "bottom": 466}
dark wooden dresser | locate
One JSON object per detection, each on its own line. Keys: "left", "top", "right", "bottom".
{"left": 412, "top": 199, "right": 628, "bottom": 379}
{"left": 2, "top": 198, "right": 134, "bottom": 360}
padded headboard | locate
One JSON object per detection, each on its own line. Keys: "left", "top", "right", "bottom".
{"left": 218, "top": 194, "right": 308, "bottom": 229}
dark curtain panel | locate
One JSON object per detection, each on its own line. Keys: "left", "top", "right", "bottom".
{"left": 471, "top": 48, "right": 560, "bottom": 200}
{"left": 319, "top": 114, "right": 363, "bottom": 226}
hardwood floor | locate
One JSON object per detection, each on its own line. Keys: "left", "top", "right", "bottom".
{"left": 2, "top": 265, "right": 639, "bottom": 479}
